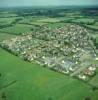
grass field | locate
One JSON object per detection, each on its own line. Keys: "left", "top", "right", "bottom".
{"left": 19, "top": 17, "right": 73, "bottom": 26}
{"left": 86, "top": 25, "right": 98, "bottom": 30}
{"left": 89, "top": 68, "right": 98, "bottom": 87}
{"left": 0, "top": 48, "right": 98, "bottom": 100}
{"left": 0, "top": 12, "right": 17, "bottom": 18}
{"left": 72, "top": 18, "right": 95, "bottom": 24}
{"left": 0, "top": 17, "right": 17, "bottom": 26}
{"left": 19, "top": 16, "right": 47, "bottom": 24}
{"left": 96, "top": 37, "right": 98, "bottom": 43}
{"left": 45, "top": 23, "right": 69, "bottom": 29}
{"left": 38, "top": 18, "right": 60, "bottom": 23}
{"left": 0, "top": 33, "right": 17, "bottom": 41}
{"left": 31, "top": 22, "right": 47, "bottom": 26}
{"left": 38, "top": 17, "right": 74, "bottom": 23}
{"left": 0, "top": 24, "right": 33, "bottom": 35}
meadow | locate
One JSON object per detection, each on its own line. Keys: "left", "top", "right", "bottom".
{"left": 0, "top": 33, "right": 17, "bottom": 41}
{"left": 0, "top": 17, "right": 17, "bottom": 26}
{"left": 0, "top": 24, "right": 33, "bottom": 35}
{"left": 72, "top": 18, "right": 95, "bottom": 24}
{"left": 86, "top": 25, "right": 98, "bottom": 30}
{"left": 89, "top": 69, "right": 98, "bottom": 87}
{"left": 0, "top": 48, "right": 98, "bottom": 100}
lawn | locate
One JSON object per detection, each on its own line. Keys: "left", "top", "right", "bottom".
{"left": 0, "top": 48, "right": 98, "bottom": 100}
{"left": 0, "top": 24, "right": 33, "bottom": 35}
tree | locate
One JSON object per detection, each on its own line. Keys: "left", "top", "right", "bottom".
{"left": 0, "top": 73, "right": 1, "bottom": 77}
{"left": 2, "top": 92, "right": 6, "bottom": 100}
{"left": 84, "top": 97, "right": 91, "bottom": 100}
{"left": 92, "top": 86, "right": 98, "bottom": 91}
{"left": 48, "top": 97, "right": 52, "bottom": 100}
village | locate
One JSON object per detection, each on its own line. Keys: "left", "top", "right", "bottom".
{"left": 0, "top": 24, "right": 97, "bottom": 81}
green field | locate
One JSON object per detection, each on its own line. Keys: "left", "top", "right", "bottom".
{"left": 0, "top": 48, "right": 98, "bottom": 100}
{"left": 86, "top": 25, "right": 98, "bottom": 30}
{"left": 19, "top": 16, "right": 47, "bottom": 25}
{"left": 38, "top": 18, "right": 61, "bottom": 23}
{"left": 31, "top": 22, "right": 47, "bottom": 26}
{"left": 45, "top": 23, "right": 69, "bottom": 29}
{"left": 0, "top": 12, "right": 17, "bottom": 18}
{"left": 0, "top": 33, "right": 17, "bottom": 41}
{"left": 89, "top": 69, "right": 98, "bottom": 87}
{"left": 72, "top": 18, "right": 95, "bottom": 24}
{"left": 19, "top": 16, "right": 74, "bottom": 26}
{"left": 0, "top": 17, "right": 17, "bottom": 26}
{"left": 0, "top": 24, "right": 33, "bottom": 35}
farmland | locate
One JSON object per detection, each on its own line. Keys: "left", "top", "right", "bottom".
{"left": 0, "top": 33, "right": 17, "bottom": 41}
{"left": 0, "top": 47, "right": 98, "bottom": 100}
{"left": 0, "top": 24, "right": 33, "bottom": 35}
{"left": 0, "top": 6, "right": 98, "bottom": 100}
{"left": 0, "top": 17, "right": 17, "bottom": 26}
{"left": 72, "top": 18, "right": 95, "bottom": 24}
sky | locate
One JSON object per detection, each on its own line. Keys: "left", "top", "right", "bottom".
{"left": 0, "top": 0, "right": 98, "bottom": 7}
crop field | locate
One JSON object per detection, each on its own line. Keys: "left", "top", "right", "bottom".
{"left": 19, "top": 17, "right": 46, "bottom": 24}
{"left": 0, "top": 33, "right": 17, "bottom": 41}
{"left": 19, "top": 16, "right": 74, "bottom": 25}
{"left": 86, "top": 25, "right": 98, "bottom": 30}
{"left": 45, "top": 22, "right": 69, "bottom": 29}
{"left": 0, "top": 48, "right": 98, "bottom": 100}
{"left": 38, "top": 18, "right": 61, "bottom": 23}
{"left": 72, "top": 18, "right": 95, "bottom": 24}
{"left": 19, "top": 17, "right": 35, "bottom": 24}
{"left": 0, "top": 12, "right": 18, "bottom": 18}
{"left": 0, "top": 24, "right": 33, "bottom": 35}
{"left": 56, "top": 17, "right": 74, "bottom": 21}
{"left": 19, "top": 17, "right": 66, "bottom": 26}
{"left": 0, "top": 17, "right": 17, "bottom": 26}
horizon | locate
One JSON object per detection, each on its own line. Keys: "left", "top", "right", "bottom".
{"left": 0, "top": 5, "right": 98, "bottom": 9}
{"left": 0, "top": 0, "right": 98, "bottom": 7}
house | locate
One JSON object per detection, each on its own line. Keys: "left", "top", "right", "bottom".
{"left": 78, "top": 74, "right": 86, "bottom": 80}
{"left": 95, "top": 57, "right": 98, "bottom": 61}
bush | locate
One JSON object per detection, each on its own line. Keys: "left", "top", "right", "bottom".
{"left": 84, "top": 97, "right": 91, "bottom": 100}
{"left": 0, "top": 73, "right": 1, "bottom": 77}
{"left": 92, "top": 86, "right": 98, "bottom": 91}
